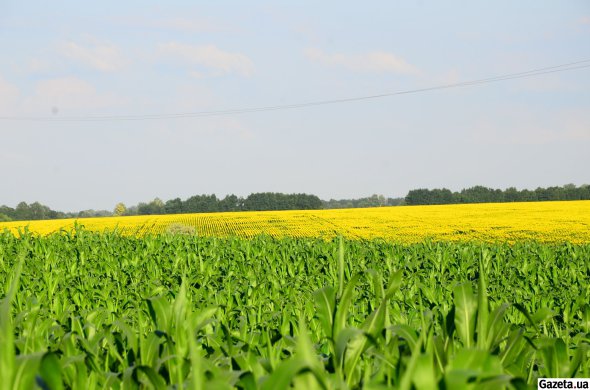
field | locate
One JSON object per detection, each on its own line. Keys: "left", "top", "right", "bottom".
{"left": 1, "top": 200, "right": 590, "bottom": 243}
{"left": 1, "top": 202, "right": 590, "bottom": 389}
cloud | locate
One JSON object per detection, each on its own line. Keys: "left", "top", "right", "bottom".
{"left": 0, "top": 75, "right": 20, "bottom": 112}
{"left": 158, "top": 42, "right": 254, "bottom": 76}
{"left": 304, "top": 47, "right": 419, "bottom": 75}
{"left": 59, "top": 41, "right": 128, "bottom": 72}
{"left": 22, "top": 77, "right": 125, "bottom": 114}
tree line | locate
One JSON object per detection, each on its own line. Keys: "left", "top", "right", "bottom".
{"left": 0, "top": 202, "right": 111, "bottom": 222}
{"left": 405, "top": 184, "right": 590, "bottom": 205}
{"left": 322, "top": 194, "right": 403, "bottom": 209}
{"left": 0, "top": 193, "right": 325, "bottom": 221}
{"left": 122, "top": 193, "right": 323, "bottom": 216}
{"left": 2, "top": 184, "right": 589, "bottom": 222}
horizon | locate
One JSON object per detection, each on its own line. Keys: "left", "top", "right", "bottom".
{"left": 2, "top": 182, "right": 589, "bottom": 214}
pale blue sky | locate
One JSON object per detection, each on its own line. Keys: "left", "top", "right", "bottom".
{"left": 1, "top": 1, "right": 589, "bottom": 211}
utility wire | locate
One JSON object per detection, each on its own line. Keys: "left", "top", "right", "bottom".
{"left": 1, "top": 59, "right": 589, "bottom": 122}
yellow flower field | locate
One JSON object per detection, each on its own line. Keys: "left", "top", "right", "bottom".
{"left": 1, "top": 200, "right": 589, "bottom": 243}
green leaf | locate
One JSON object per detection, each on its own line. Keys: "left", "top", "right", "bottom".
{"left": 384, "top": 269, "right": 403, "bottom": 297}
{"left": 13, "top": 353, "right": 43, "bottom": 390}
{"left": 260, "top": 359, "right": 309, "bottom": 390}
{"left": 333, "top": 273, "right": 361, "bottom": 339}
{"left": 539, "top": 338, "right": 570, "bottom": 378}
{"left": 337, "top": 236, "right": 345, "bottom": 298}
{"left": 262, "top": 352, "right": 327, "bottom": 390}
{"left": 453, "top": 283, "right": 477, "bottom": 348}
{"left": 136, "top": 366, "right": 166, "bottom": 390}
{"left": 569, "top": 342, "right": 587, "bottom": 377}
{"left": 391, "top": 325, "right": 419, "bottom": 353}
{"left": 334, "top": 327, "right": 363, "bottom": 369}
{"left": 236, "top": 371, "right": 257, "bottom": 390}
{"left": 147, "top": 295, "right": 172, "bottom": 333}
{"left": 399, "top": 329, "right": 426, "bottom": 390}
{"left": 0, "top": 255, "right": 24, "bottom": 387}
{"left": 412, "top": 353, "right": 437, "bottom": 390}
{"left": 367, "top": 269, "right": 384, "bottom": 304}
{"left": 485, "top": 303, "right": 509, "bottom": 349}
{"left": 532, "top": 307, "right": 556, "bottom": 325}
{"left": 477, "top": 255, "right": 489, "bottom": 350}
{"left": 313, "top": 287, "right": 336, "bottom": 339}
{"left": 37, "top": 352, "right": 64, "bottom": 390}
{"left": 445, "top": 349, "right": 506, "bottom": 390}
{"left": 513, "top": 303, "right": 536, "bottom": 328}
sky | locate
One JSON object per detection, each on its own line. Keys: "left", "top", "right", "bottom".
{"left": 1, "top": 1, "right": 589, "bottom": 212}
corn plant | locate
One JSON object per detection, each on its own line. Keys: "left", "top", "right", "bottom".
{"left": 0, "top": 229, "right": 589, "bottom": 388}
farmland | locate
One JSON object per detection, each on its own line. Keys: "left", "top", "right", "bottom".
{"left": 1, "top": 200, "right": 590, "bottom": 243}
{"left": 1, "top": 202, "right": 590, "bottom": 388}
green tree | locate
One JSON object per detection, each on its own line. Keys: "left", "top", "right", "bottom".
{"left": 15, "top": 202, "right": 30, "bottom": 220}
{"left": 164, "top": 198, "right": 183, "bottom": 214}
{"left": 114, "top": 203, "right": 127, "bottom": 216}
{"left": 29, "top": 202, "right": 50, "bottom": 220}
{"left": 138, "top": 198, "right": 165, "bottom": 215}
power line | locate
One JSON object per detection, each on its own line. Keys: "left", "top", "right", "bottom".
{"left": 1, "top": 59, "right": 589, "bottom": 122}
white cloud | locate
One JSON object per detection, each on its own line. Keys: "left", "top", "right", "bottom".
{"left": 158, "top": 42, "right": 254, "bottom": 76}
{"left": 304, "top": 47, "right": 419, "bottom": 75}
{"left": 0, "top": 75, "right": 20, "bottom": 113}
{"left": 22, "top": 77, "right": 124, "bottom": 114}
{"left": 60, "top": 41, "right": 128, "bottom": 72}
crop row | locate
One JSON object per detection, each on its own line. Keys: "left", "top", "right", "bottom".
{"left": 1, "top": 200, "right": 590, "bottom": 243}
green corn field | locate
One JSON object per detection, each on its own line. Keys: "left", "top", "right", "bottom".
{"left": 1, "top": 227, "right": 589, "bottom": 389}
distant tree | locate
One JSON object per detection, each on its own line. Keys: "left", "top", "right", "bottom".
{"left": 563, "top": 183, "right": 580, "bottom": 200}
{"left": 77, "top": 209, "right": 112, "bottom": 218}
{"left": 219, "top": 194, "right": 241, "bottom": 212}
{"left": 520, "top": 189, "right": 535, "bottom": 202}
{"left": 431, "top": 188, "right": 453, "bottom": 204}
{"left": 165, "top": 198, "right": 183, "bottom": 214}
{"left": 138, "top": 198, "right": 165, "bottom": 215}
{"left": 0, "top": 213, "right": 11, "bottom": 222}
{"left": 405, "top": 189, "right": 430, "bottom": 205}
{"left": 184, "top": 195, "right": 219, "bottom": 213}
{"left": 504, "top": 187, "right": 520, "bottom": 202}
{"left": 125, "top": 205, "right": 139, "bottom": 216}
{"left": 114, "top": 203, "right": 127, "bottom": 216}
{"left": 459, "top": 186, "right": 496, "bottom": 203}
{"left": 0, "top": 206, "right": 15, "bottom": 219}
{"left": 78, "top": 210, "right": 94, "bottom": 218}
{"left": 405, "top": 183, "right": 590, "bottom": 205}
{"left": 242, "top": 193, "right": 322, "bottom": 211}
{"left": 150, "top": 198, "right": 164, "bottom": 214}
{"left": 15, "top": 202, "right": 30, "bottom": 220}
{"left": 29, "top": 202, "right": 50, "bottom": 220}
{"left": 386, "top": 197, "right": 404, "bottom": 206}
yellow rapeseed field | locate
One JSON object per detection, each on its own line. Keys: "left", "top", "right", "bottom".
{"left": 1, "top": 200, "right": 589, "bottom": 243}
